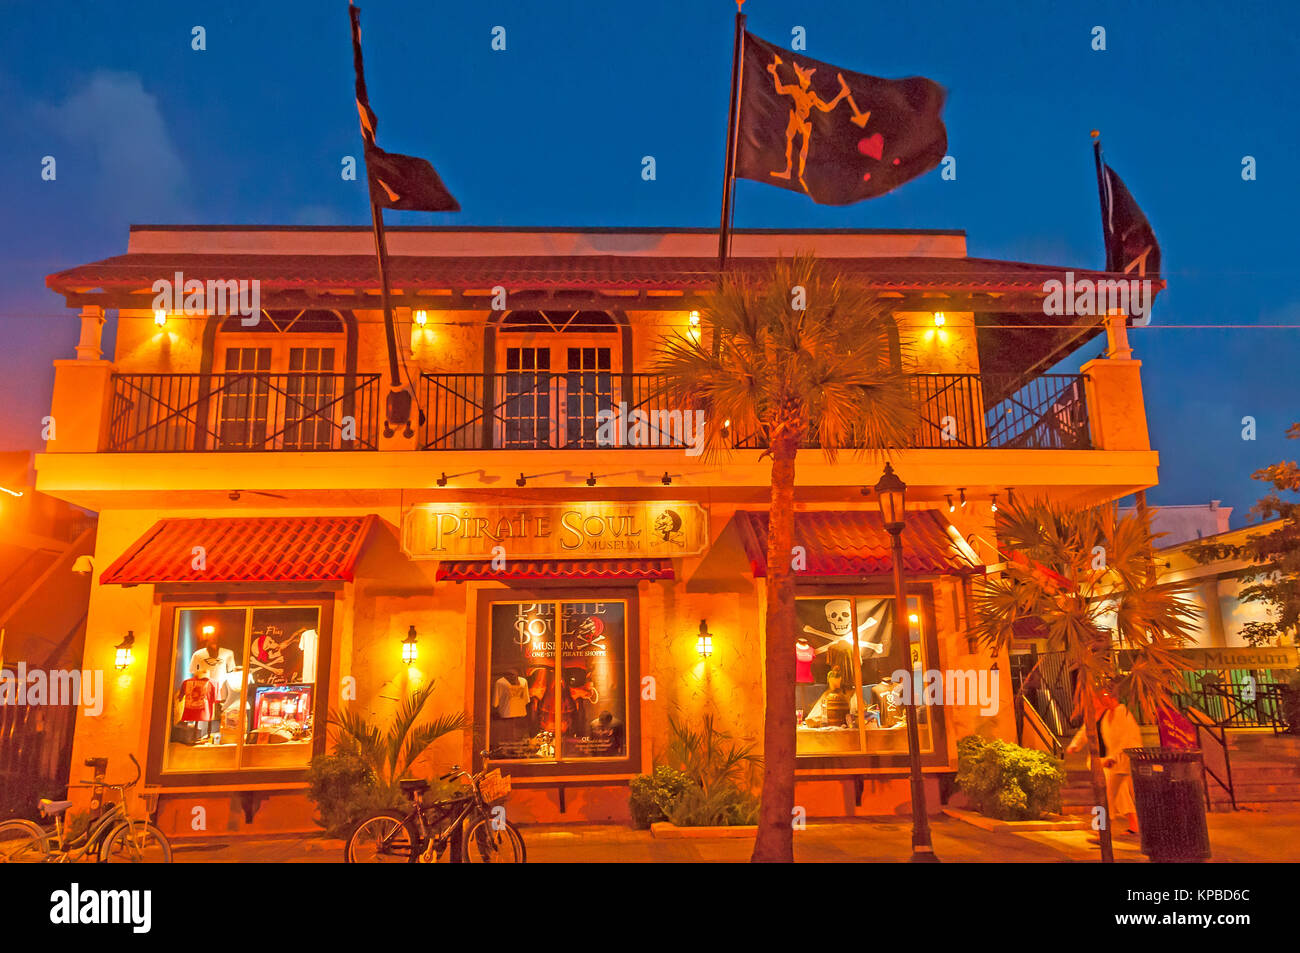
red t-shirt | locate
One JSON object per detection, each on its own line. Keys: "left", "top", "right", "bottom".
{"left": 179, "top": 677, "right": 216, "bottom": 721}
{"left": 795, "top": 642, "right": 816, "bottom": 684}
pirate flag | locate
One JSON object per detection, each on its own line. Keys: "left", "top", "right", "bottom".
{"left": 1100, "top": 163, "right": 1160, "bottom": 276}
{"left": 350, "top": 5, "right": 459, "bottom": 212}
{"left": 735, "top": 33, "right": 946, "bottom": 206}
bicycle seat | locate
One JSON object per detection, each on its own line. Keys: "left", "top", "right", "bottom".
{"left": 39, "top": 798, "right": 73, "bottom": 817}
{"left": 398, "top": 778, "right": 430, "bottom": 796}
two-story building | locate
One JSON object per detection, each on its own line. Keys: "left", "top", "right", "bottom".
{"left": 38, "top": 225, "right": 1159, "bottom": 836}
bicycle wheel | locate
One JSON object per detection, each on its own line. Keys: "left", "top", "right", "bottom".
{"left": 462, "top": 817, "right": 525, "bottom": 863}
{"left": 0, "top": 819, "right": 51, "bottom": 863}
{"left": 100, "top": 821, "right": 172, "bottom": 863}
{"left": 346, "top": 810, "right": 420, "bottom": 863}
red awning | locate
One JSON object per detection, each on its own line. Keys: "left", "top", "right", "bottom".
{"left": 46, "top": 252, "right": 1154, "bottom": 297}
{"left": 99, "top": 515, "right": 377, "bottom": 586}
{"left": 734, "top": 510, "right": 978, "bottom": 577}
{"left": 436, "top": 558, "right": 673, "bottom": 581}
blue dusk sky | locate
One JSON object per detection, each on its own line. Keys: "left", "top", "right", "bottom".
{"left": 1, "top": 0, "right": 1296, "bottom": 527}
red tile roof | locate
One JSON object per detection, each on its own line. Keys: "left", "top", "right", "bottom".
{"left": 99, "top": 515, "right": 377, "bottom": 585}
{"left": 436, "top": 558, "right": 673, "bottom": 581}
{"left": 734, "top": 509, "right": 978, "bottom": 577}
{"left": 46, "top": 253, "right": 1149, "bottom": 296}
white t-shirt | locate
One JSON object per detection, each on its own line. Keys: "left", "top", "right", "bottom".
{"left": 190, "top": 647, "right": 237, "bottom": 702}
{"left": 493, "top": 676, "right": 530, "bottom": 718}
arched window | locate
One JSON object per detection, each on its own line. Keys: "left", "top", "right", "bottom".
{"left": 212, "top": 309, "right": 352, "bottom": 451}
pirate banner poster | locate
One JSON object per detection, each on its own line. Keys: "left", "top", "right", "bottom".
{"left": 488, "top": 601, "right": 627, "bottom": 762}
{"left": 735, "top": 32, "right": 947, "bottom": 205}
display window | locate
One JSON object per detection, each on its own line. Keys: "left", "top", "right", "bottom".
{"left": 794, "top": 594, "right": 933, "bottom": 757}
{"left": 485, "top": 600, "right": 628, "bottom": 763}
{"left": 162, "top": 604, "right": 321, "bottom": 774}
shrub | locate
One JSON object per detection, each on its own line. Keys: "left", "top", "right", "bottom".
{"left": 306, "top": 752, "right": 402, "bottom": 837}
{"left": 954, "top": 734, "right": 1064, "bottom": 821}
{"left": 628, "top": 714, "right": 762, "bottom": 827}
{"left": 628, "top": 766, "right": 692, "bottom": 829}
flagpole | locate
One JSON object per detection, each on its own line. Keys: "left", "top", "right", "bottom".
{"left": 1091, "top": 129, "right": 1109, "bottom": 271}
{"left": 717, "top": 1, "right": 747, "bottom": 271}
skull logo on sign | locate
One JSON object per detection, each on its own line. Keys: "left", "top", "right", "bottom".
{"left": 825, "top": 600, "right": 852, "bottom": 638}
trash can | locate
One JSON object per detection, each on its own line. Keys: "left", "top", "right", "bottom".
{"left": 1126, "top": 747, "right": 1211, "bottom": 862}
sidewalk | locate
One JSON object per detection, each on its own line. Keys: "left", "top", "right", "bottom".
{"left": 170, "top": 811, "right": 1300, "bottom": 863}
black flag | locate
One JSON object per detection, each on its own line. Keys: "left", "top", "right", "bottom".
{"left": 1100, "top": 163, "right": 1160, "bottom": 276}
{"left": 350, "top": 5, "right": 459, "bottom": 212}
{"left": 734, "top": 33, "right": 946, "bottom": 206}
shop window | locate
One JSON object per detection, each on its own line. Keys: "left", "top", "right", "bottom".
{"left": 164, "top": 605, "right": 320, "bottom": 774}
{"left": 794, "top": 594, "right": 932, "bottom": 757}
{"left": 486, "top": 600, "right": 628, "bottom": 763}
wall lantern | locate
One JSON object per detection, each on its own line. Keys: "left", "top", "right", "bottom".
{"left": 414, "top": 310, "right": 428, "bottom": 327}
{"left": 932, "top": 312, "right": 946, "bottom": 327}
{"left": 154, "top": 309, "right": 168, "bottom": 328}
{"left": 695, "top": 620, "right": 713, "bottom": 659}
{"left": 688, "top": 310, "right": 701, "bottom": 329}
{"left": 401, "top": 625, "right": 419, "bottom": 665}
{"left": 115, "top": 632, "right": 135, "bottom": 670}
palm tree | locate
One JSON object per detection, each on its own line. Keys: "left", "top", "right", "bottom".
{"left": 652, "top": 256, "right": 916, "bottom": 862}
{"left": 327, "top": 680, "right": 468, "bottom": 800}
{"left": 966, "top": 498, "right": 1199, "bottom": 862}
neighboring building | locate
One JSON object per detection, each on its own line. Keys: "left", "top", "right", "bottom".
{"left": 36, "top": 225, "right": 1160, "bottom": 834}
{"left": 1120, "top": 499, "right": 1232, "bottom": 547}
{"left": 0, "top": 451, "right": 97, "bottom": 818}
{"left": 1157, "top": 518, "right": 1283, "bottom": 649}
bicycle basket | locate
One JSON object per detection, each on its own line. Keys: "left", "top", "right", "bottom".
{"left": 477, "top": 769, "right": 511, "bottom": 804}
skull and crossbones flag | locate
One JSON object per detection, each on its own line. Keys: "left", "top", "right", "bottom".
{"left": 734, "top": 33, "right": 947, "bottom": 206}
{"left": 350, "top": 4, "right": 460, "bottom": 212}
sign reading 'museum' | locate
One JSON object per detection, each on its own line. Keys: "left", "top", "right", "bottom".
{"left": 1118, "top": 645, "right": 1299, "bottom": 671}
{"left": 402, "top": 502, "right": 709, "bottom": 560}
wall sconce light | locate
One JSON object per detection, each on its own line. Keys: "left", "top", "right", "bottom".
{"left": 154, "top": 309, "right": 168, "bottom": 328}
{"left": 688, "top": 310, "right": 701, "bottom": 329}
{"left": 932, "top": 312, "right": 946, "bottom": 327}
{"left": 414, "top": 310, "right": 428, "bottom": 327}
{"left": 696, "top": 620, "right": 713, "bottom": 658}
{"left": 946, "top": 494, "right": 955, "bottom": 513}
{"left": 72, "top": 554, "right": 95, "bottom": 574}
{"left": 516, "top": 473, "right": 528, "bottom": 487}
{"left": 661, "top": 472, "right": 672, "bottom": 486}
{"left": 908, "top": 614, "right": 919, "bottom": 625}
{"left": 437, "top": 472, "right": 448, "bottom": 487}
{"left": 115, "top": 632, "right": 135, "bottom": 670}
{"left": 401, "top": 625, "right": 419, "bottom": 665}
{"left": 586, "top": 472, "right": 597, "bottom": 487}
{"left": 958, "top": 488, "right": 967, "bottom": 509}
{"left": 990, "top": 493, "right": 999, "bottom": 514}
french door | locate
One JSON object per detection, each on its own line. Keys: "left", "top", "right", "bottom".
{"left": 500, "top": 346, "right": 613, "bottom": 449}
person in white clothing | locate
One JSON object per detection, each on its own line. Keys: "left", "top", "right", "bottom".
{"left": 1067, "top": 690, "right": 1145, "bottom": 837}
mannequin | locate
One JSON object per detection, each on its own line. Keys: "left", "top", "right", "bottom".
{"left": 795, "top": 638, "right": 820, "bottom": 716}
{"left": 492, "top": 669, "right": 531, "bottom": 752}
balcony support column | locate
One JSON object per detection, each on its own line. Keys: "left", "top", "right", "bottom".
{"left": 47, "top": 360, "right": 116, "bottom": 452}
{"left": 1079, "top": 350, "right": 1149, "bottom": 452}
{"left": 75, "top": 305, "right": 106, "bottom": 361}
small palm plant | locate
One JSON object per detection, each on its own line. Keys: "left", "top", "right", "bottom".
{"left": 327, "top": 680, "right": 468, "bottom": 800}
{"left": 653, "top": 255, "right": 915, "bottom": 861}
{"left": 967, "top": 498, "right": 1199, "bottom": 862}
{"left": 661, "top": 713, "right": 762, "bottom": 827}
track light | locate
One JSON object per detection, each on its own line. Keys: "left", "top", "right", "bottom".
{"left": 517, "top": 473, "right": 527, "bottom": 487}
{"left": 661, "top": 472, "right": 672, "bottom": 486}
{"left": 946, "top": 494, "right": 954, "bottom": 513}
{"left": 958, "top": 488, "right": 967, "bottom": 509}
{"left": 437, "top": 472, "right": 448, "bottom": 487}
{"left": 990, "top": 493, "right": 999, "bottom": 513}
{"left": 1006, "top": 487, "right": 1016, "bottom": 506}
{"left": 586, "top": 473, "right": 597, "bottom": 487}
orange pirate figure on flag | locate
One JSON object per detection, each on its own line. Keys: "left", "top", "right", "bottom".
{"left": 765, "top": 55, "right": 873, "bottom": 191}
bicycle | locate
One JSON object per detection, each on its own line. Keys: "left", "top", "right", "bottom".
{"left": 345, "top": 763, "right": 525, "bottom": 863}
{"left": 0, "top": 754, "right": 172, "bottom": 863}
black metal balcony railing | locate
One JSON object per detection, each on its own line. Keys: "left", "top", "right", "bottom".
{"left": 108, "top": 373, "right": 382, "bottom": 452}
{"left": 419, "top": 372, "right": 1092, "bottom": 452}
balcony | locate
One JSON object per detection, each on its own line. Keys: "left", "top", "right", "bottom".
{"left": 418, "top": 372, "right": 1091, "bottom": 452}
{"left": 107, "top": 372, "right": 383, "bottom": 452}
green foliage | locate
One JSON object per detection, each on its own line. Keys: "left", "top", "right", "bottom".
{"left": 628, "top": 766, "right": 692, "bottom": 829}
{"left": 1190, "top": 423, "right": 1300, "bottom": 646}
{"left": 306, "top": 681, "right": 468, "bottom": 834}
{"left": 325, "top": 680, "right": 468, "bottom": 800}
{"left": 955, "top": 734, "right": 1065, "bottom": 821}
{"left": 305, "top": 752, "right": 402, "bottom": 837}
{"left": 627, "top": 714, "right": 763, "bottom": 828}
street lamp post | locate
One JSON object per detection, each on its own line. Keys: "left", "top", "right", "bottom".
{"left": 870, "top": 462, "right": 939, "bottom": 863}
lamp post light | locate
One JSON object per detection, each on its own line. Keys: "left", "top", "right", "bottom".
{"left": 870, "top": 462, "right": 938, "bottom": 862}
